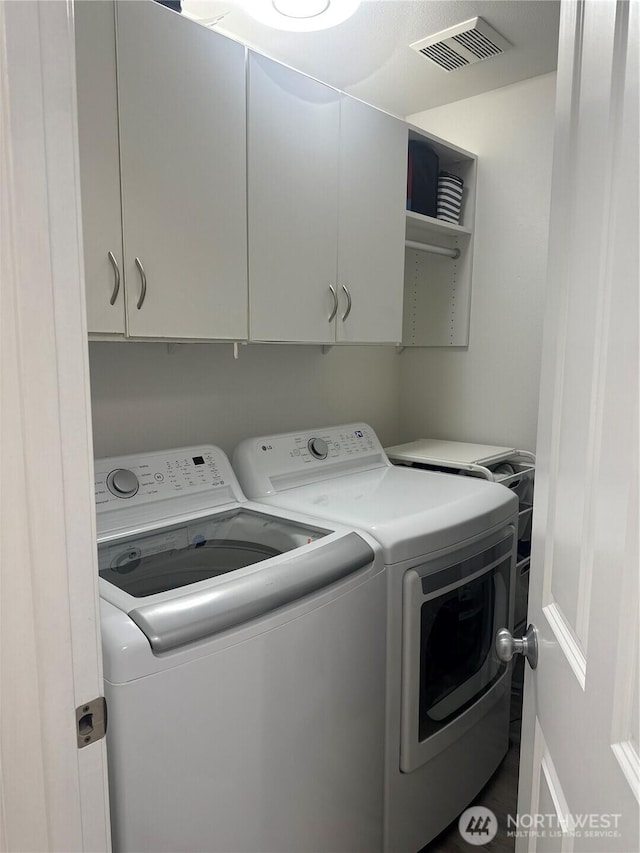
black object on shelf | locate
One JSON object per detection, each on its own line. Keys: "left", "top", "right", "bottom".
{"left": 154, "top": 0, "right": 182, "bottom": 11}
{"left": 407, "top": 140, "right": 439, "bottom": 218}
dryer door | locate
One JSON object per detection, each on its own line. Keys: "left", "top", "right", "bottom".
{"left": 400, "top": 525, "right": 516, "bottom": 772}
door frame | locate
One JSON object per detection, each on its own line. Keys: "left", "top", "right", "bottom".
{"left": 1, "top": 1, "right": 110, "bottom": 849}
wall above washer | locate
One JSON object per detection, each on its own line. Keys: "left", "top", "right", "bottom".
{"left": 88, "top": 342, "right": 401, "bottom": 459}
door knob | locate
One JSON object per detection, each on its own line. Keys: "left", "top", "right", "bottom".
{"left": 495, "top": 624, "right": 538, "bottom": 669}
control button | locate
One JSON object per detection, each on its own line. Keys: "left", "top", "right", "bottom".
{"left": 308, "top": 437, "right": 328, "bottom": 460}
{"left": 154, "top": 472, "right": 164, "bottom": 482}
{"left": 106, "top": 468, "right": 139, "bottom": 499}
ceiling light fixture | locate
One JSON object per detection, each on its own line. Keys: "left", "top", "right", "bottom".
{"left": 272, "top": 0, "right": 330, "bottom": 19}
{"left": 243, "top": 0, "right": 360, "bottom": 31}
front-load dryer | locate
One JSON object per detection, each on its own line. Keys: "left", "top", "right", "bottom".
{"left": 95, "top": 444, "right": 386, "bottom": 853}
{"left": 233, "top": 424, "right": 519, "bottom": 852}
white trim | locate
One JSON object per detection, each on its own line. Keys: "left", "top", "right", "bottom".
{"left": 526, "top": 718, "right": 544, "bottom": 853}
{"left": 540, "top": 750, "right": 575, "bottom": 852}
{"left": 611, "top": 741, "right": 640, "bottom": 805}
{"left": 610, "top": 468, "right": 639, "bottom": 800}
{"left": 543, "top": 602, "right": 586, "bottom": 689}
{"left": 607, "top": 0, "right": 640, "bottom": 805}
{"left": 0, "top": 1, "right": 110, "bottom": 849}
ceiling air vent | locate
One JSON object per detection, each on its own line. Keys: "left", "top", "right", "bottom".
{"left": 410, "top": 17, "right": 511, "bottom": 72}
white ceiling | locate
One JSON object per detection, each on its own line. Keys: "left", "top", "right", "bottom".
{"left": 183, "top": 0, "right": 560, "bottom": 117}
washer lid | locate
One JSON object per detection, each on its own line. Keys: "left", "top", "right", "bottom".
{"left": 253, "top": 466, "right": 518, "bottom": 563}
{"left": 100, "top": 524, "right": 374, "bottom": 654}
{"left": 100, "top": 507, "right": 330, "bottom": 597}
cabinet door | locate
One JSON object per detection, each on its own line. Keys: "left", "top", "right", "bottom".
{"left": 75, "top": 0, "right": 125, "bottom": 335}
{"left": 248, "top": 53, "right": 340, "bottom": 343}
{"left": 336, "top": 96, "right": 406, "bottom": 343}
{"left": 116, "top": 1, "right": 247, "bottom": 339}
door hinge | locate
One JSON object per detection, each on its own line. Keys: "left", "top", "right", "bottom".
{"left": 76, "top": 697, "right": 107, "bottom": 748}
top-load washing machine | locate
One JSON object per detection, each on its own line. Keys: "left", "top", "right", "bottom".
{"left": 95, "top": 444, "right": 386, "bottom": 853}
{"left": 233, "top": 424, "right": 519, "bottom": 852}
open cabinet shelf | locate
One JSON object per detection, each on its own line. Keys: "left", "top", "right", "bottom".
{"left": 402, "top": 126, "right": 477, "bottom": 347}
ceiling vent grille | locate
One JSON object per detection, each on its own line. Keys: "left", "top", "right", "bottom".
{"left": 410, "top": 17, "right": 511, "bottom": 72}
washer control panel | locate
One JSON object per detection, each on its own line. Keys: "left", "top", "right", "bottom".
{"left": 95, "top": 446, "right": 244, "bottom": 533}
{"left": 233, "top": 424, "right": 389, "bottom": 498}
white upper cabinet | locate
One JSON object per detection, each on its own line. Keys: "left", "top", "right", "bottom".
{"left": 115, "top": 1, "right": 247, "bottom": 339}
{"left": 248, "top": 53, "right": 407, "bottom": 344}
{"left": 248, "top": 53, "right": 341, "bottom": 344}
{"left": 75, "top": 0, "right": 125, "bottom": 335}
{"left": 76, "top": 3, "right": 410, "bottom": 345}
{"left": 336, "top": 96, "right": 406, "bottom": 343}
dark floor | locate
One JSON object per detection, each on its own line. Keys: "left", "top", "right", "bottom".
{"left": 421, "top": 663, "right": 524, "bottom": 853}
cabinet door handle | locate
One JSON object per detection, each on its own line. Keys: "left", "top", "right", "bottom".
{"left": 328, "top": 285, "right": 338, "bottom": 322}
{"left": 108, "top": 251, "right": 121, "bottom": 305}
{"left": 341, "top": 284, "right": 352, "bottom": 322}
{"left": 135, "top": 257, "right": 147, "bottom": 310}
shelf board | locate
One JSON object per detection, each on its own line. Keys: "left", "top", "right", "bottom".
{"left": 405, "top": 210, "right": 472, "bottom": 240}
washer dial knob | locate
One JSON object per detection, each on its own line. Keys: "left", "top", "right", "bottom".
{"left": 106, "top": 468, "right": 139, "bottom": 498}
{"left": 308, "top": 437, "right": 328, "bottom": 460}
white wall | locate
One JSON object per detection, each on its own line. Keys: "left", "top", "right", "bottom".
{"left": 400, "top": 73, "right": 556, "bottom": 452}
{"left": 89, "top": 342, "right": 400, "bottom": 458}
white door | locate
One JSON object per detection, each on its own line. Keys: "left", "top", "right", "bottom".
{"left": 1, "top": 1, "right": 110, "bottom": 849}
{"left": 517, "top": 1, "right": 639, "bottom": 851}
{"left": 248, "top": 53, "right": 340, "bottom": 343}
{"left": 336, "top": 96, "right": 406, "bottom": 344}
{"left": 116, "top": 0, "right": 247, "bottom": 340}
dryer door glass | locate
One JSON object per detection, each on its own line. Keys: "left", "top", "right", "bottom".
{"left": 418, "top": 560, "right": 508, "bottom": 740}
{"left": 399, "top": 526, "right": 515, "bottom": 773}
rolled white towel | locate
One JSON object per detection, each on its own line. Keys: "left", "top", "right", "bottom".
{"left": 437, "top": 172, "right": 464, "bottom": 224}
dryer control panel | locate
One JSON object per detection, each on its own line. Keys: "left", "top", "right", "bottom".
{"left": 233, "top": 423, "right": 390, "bottom": 498}
{"left": 95, "top": 445, "right": 244, "bottom": 537}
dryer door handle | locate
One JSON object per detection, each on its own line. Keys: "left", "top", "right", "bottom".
{"left": 128, "top": 533, "right": 375, "bottom": 653}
